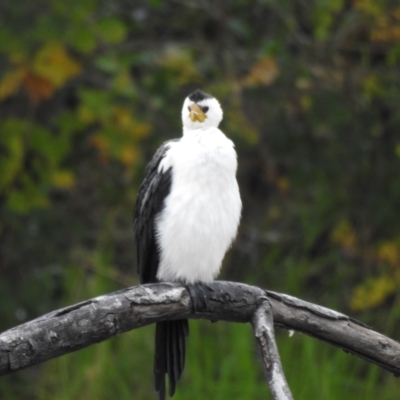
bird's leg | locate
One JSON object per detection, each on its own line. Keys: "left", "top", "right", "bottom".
{"left": 185, "top": 283, "right": 212, "bottom": 312}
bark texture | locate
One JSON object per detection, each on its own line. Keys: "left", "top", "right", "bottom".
{"left": 252, "top": 300, "right": 294, "bottom": 400}
{"left": 0, "top": 281, "right": 399, "bottom": 377}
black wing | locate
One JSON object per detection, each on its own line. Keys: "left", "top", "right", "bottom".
{"left": 134, "top": 139, "right": 188, "bottom": 400}
{"left": 133, "top": 140, "right": 177, "bottom": 284}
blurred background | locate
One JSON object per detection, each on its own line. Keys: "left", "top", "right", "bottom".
{"left": 1, "top": 0, "right": 400, "bottom": 399}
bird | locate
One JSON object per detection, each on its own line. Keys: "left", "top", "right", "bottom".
{"left": 133, "top": 89, "right": 242, "bottom": 400}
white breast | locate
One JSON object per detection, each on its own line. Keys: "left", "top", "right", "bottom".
{"left": 155, "top": 127, "right": 242, "bottom": 284}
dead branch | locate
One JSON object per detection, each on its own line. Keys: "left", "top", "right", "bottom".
{"left": 0, "top": 281, "right": 399, "bottom": 380}
{"left": 251, "top": 300, "right": 294, "bottom": 400}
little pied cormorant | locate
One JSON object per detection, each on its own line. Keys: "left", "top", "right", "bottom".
{"left": 133, "top": 89, "right": 242, "bottom": 400}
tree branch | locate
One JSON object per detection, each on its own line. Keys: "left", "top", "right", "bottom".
{"left": 0, "top": 281, "right": 399, "bottom": 379}
{"left": 251, "top": 300, "right": 294, "bottom": 400}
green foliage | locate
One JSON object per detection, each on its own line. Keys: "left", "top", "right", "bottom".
{"left": 279, "top": 332, "right": 398, "bottom": 400}
{"left": 1, "top": 0, "right": 400, "bottom": 399}
{"left": 0, "top": 118, "right": 75, "bottom": 213}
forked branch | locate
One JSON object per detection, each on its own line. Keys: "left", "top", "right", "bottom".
{"left": 0, "top": 281, "right": 399, "bottom": 384}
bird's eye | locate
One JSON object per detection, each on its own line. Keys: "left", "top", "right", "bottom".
{"left": 188, "top": 106, "right": 191, "bottom": 111}
{"left": 201, "top": 106, "right": 209, "bottom": 113}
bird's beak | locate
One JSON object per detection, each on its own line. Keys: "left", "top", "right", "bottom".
{"left": 189, "top": 104, "right": 206, "bottom": 122}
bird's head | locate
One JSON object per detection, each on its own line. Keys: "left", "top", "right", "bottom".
{"left": 181, "top": 89, "right": 223, "bottom": 130}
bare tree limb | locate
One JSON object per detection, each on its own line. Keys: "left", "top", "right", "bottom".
{"left": 251, "top": 300, "right": 294, "bottom": 400}
{"left": 0, "top": 281, "right": 399, "bottom": 379}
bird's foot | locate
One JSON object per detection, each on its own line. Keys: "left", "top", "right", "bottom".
{"left": 186, "top": 283, "right": 212, "bottom": 313}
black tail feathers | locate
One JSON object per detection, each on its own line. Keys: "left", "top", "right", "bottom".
{"left": 154, "top": 319, "right": 189, "bottom": 400}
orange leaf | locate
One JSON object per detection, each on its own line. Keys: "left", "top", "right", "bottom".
{"left": 33, "top": 43, "right": 81, "bottom": 88}
{"left": 22, "top": 73, "right": 54, "bottom": 104}
{"left": 277, "top": 176, "right": 290, "bottom": 195}
{"left": 120, "top": 146, "right": 138, "bottom": 166}
{"left": 377, "top": 241, "right": 400, "bottom": 267}
{"left": 0, "top": 68, "right": 25, "bottom": 100}
{"left": 90, "top": 135, "right": 110, "bottom": 164}
{"left": 244, "top": 57, "right": 279, "bottom": 87}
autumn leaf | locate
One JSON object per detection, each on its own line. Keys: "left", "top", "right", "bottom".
{"left": 277, "top": 177, "right": 290, "bottom": 195}
{"left": 371, "top": 15, "right": 400, "bottom": 42}
{"left": 51, "top": 170, "right": 75, "bottom": 189}
{"left": 113, "top": 107, "right": 133, "bottom": 130}
{"left": 331, "top": 219, "right": 358, "bottom": 253}
{"left": 351, "top": 274, "right": 399, "bottom": 311}
{"left": 120, "top": 146, "right": 138, "bottom": 166}
{"left": 377, "top": 241, "right": 400, "bottom": 267}
{"left": 112, "top": 107, "right": 151, "bottom": 139}
{"left": 354, "top": 0, "right": 383, "bottom": 16}
{"left": 23, "top": 72, "right": 55, "bottom": 104}
{"left": 0, "top": 43, "right": 81, "bottom": 104}
{"left": 33, "top": 43, "right": 81, "bottom": 88}
{"left": 131, "top": 122, "right": 151, "bottom": 139}
{"left": 0, "top": 68, "right": 25, "bottom": 100}
{"left": 243, "top": 57, "right": 279, "bottom": 87}
{"left": 90, "top": 135, "right": 110, "bottom": 164}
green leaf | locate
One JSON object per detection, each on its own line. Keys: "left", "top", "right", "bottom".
{"left": 0, "top": 28, "right": 28, "bottom": 56}
{"left": 95, "top": 55, "right": 121, "bottom": 73}
{"left": 68, "top": 27, "right": 97, "bottom": 53}
{"left": 0, "top": 120, "right": 25, "bottom": 190}
{"left": 95, "top": 17, "right": 127, "bottom": 44}
{"left": 6, "top": 177, "right": 49, "bottom": 214}
{"left": 147, "top": 0, "right": 163, "bottom": 7}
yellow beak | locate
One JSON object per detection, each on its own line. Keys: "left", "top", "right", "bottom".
{"left": 189, "top": 104, "right": 206, "bottom": 122}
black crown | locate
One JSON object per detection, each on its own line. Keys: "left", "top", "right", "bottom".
{"left": 188, "top": 89, "right": 213, "bottom": 103}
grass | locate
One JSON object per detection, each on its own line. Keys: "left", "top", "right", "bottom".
{"left": 1, "top": 254, "right": 399, "bottom": 399}
{"left": 8, "top": 319, "right": 394, "bottom": 400}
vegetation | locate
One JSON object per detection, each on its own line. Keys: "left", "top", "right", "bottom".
{"left": 1, "top": 0, "right": 400, "bottom": 398}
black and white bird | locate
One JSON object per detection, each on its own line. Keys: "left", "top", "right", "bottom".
{"left": 133, "top": 89, "right": 242, "bottom": 400}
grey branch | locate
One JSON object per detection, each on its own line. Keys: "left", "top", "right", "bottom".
{"left": 0, "top": 281, "right": 399, "bottom": 381}
{"left": 252, "top": 300, "right": 294, "bottom": 400}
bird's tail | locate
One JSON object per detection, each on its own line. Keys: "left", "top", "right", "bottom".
{"left": 154, "top": 319, "right": 189, "bottom": 400}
